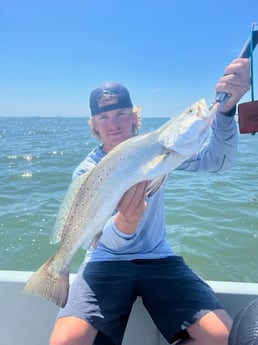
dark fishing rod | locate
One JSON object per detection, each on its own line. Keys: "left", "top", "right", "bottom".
{"left": 210, "top": 23, "right": 258, "bottom": 135}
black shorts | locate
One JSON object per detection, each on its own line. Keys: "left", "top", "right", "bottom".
{"left": 58, "top": 256, "right": 222, "bottom": 345}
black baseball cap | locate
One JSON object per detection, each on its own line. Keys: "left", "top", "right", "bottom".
{"left": 89, "top": 81, "right": 133, "bottom": 116}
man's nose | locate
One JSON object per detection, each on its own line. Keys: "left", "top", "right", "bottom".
{"left": 108, "top": 116, "right": 119, "bottom": 126}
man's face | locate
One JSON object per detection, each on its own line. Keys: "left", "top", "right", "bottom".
{"left": 92, "top": 107, "right": 136, "bottom": 153}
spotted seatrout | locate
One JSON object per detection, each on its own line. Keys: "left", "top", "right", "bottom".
{"left": 23, "top": 99, "right": 217, "bottom": 307}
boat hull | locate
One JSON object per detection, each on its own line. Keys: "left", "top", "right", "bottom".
{"left": 1, "top": 270, "right": 258, "bottom": 345}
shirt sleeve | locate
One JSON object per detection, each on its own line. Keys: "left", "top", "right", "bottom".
{"left": 177, "top": 111, "right": 238, "bottom": 172}
{"left": 99, "top": 216, "right": 136, "bottom": 251}
{"left": 72, "top": 158, "right": 96, "bottom": 179}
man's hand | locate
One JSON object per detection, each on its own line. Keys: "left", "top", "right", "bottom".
{"left": 114, "top": 181, "right": 149, "bottom": 234}
{"left": 216, "top": 58, "right": 250, "bottom": 113}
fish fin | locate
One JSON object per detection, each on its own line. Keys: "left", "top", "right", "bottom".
{"left": 23, "top": 257, "right": 69, "bottom": 308}
{"left": 146, "top": 174, "right": 168, "bottom": 197}
{"left": 52, "top": 170, "right": 93, "bottom": 244}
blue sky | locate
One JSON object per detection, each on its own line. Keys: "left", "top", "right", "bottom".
{"left": 1, "top": 0, "right": 258, "bottom": 117}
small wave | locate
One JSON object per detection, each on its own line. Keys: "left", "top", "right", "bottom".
{"left": 23, "top": 154, "right": 33, "bottom": 162}
{"left": 7, "top": 155, "right": 18, "bottom": 160}
{"left": 21, "top": 172, "right": 33, "bottom": 178}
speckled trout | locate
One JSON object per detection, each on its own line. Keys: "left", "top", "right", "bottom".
{"left": 23, "top": 99, "right": 217, "bottom": 307}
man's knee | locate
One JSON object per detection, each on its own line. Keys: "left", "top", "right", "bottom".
{"left": 186, "top": 309, "right": 232, "bottom": 345}
{"left": 49, "top": 317, "right": 97, "bottom": 345}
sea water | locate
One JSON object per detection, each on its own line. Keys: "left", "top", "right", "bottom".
{"left": 0, "top": 116, "right": 257, "bottom": 282}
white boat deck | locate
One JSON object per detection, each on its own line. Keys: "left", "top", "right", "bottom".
{"left": 1, "top": 270, "right": 258, "bottom": 345}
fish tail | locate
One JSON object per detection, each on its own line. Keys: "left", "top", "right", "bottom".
{"left": 23, "top": 256, "right": 69, "bottom": 308}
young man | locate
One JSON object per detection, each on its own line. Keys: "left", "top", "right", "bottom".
{"left": 50, "top": 58, "right": 250, "bottom": 345}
